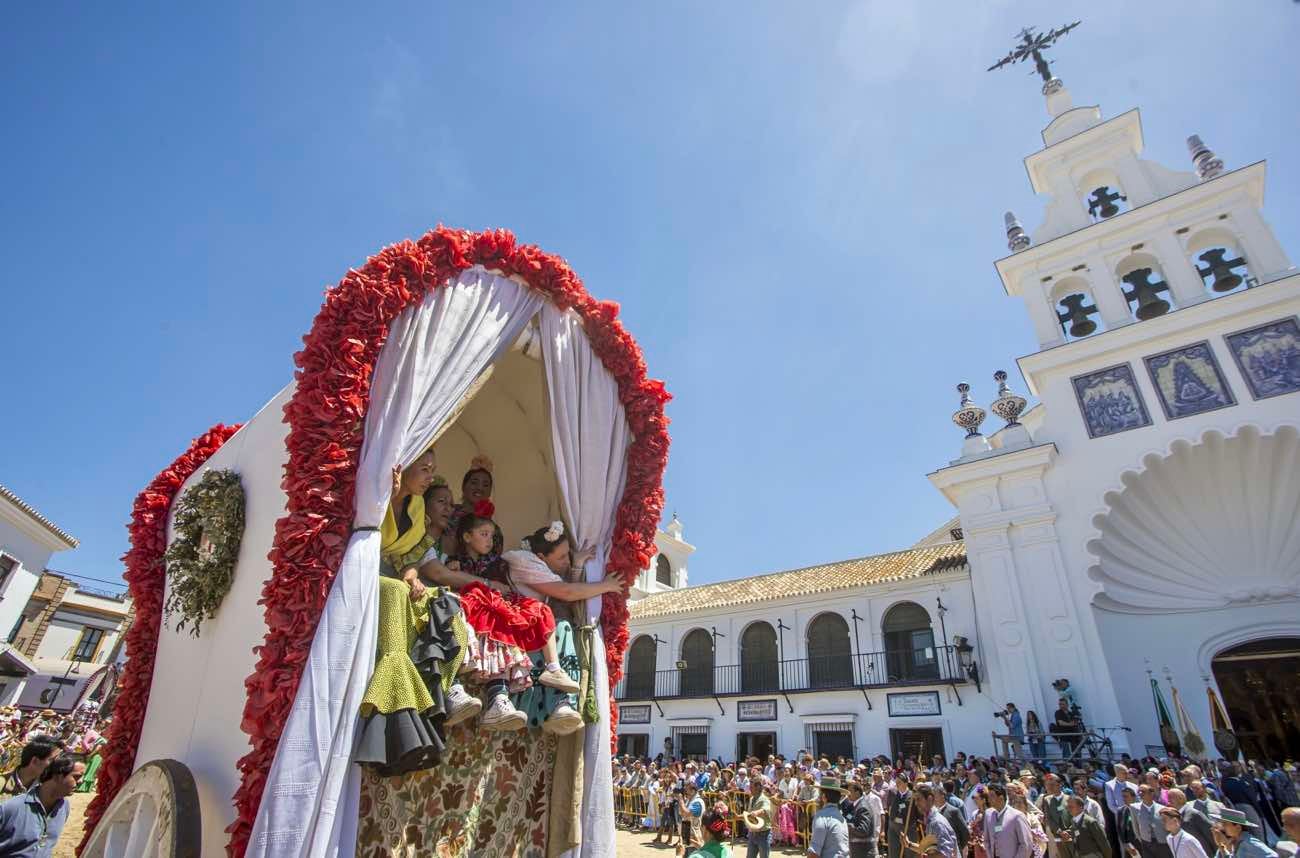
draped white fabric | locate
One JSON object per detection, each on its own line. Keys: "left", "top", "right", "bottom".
{"left": 541, "top": 304, "right": 632, "bottom": 858}
{"left": 247, "top": 267, "right": 543, "bottom": 858}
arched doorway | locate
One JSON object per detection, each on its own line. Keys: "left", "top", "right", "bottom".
{"left": 680, "top": 628, "right": 714, "bottom": 696}
{"left": 882, "top": 602, "right": 938, "bottom": 682}
{"left": 1211, "top": 637, "right": 1300, "bottom": 760}
{"left": 625, "top": 635, "right": 657, "bottom": 699}
{"left": 806, "top": 613, "right": 853, "bottom": 688}
{"left": 740, "top": 621, "right": 779, "bottom": 692}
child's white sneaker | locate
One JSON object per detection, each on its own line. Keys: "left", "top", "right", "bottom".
{"left": 444, "top": 683, "right": 481, "bottom": 727}
{"left": 542, "top": 701, "right": 584, "bottom": 736}
{"left": 479, "top": 695, "right": 526, "bottom": 731}
{"left": 538, "top": 666, "right": 580, "bottom": 694}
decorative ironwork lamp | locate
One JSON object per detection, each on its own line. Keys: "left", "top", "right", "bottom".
{"left": 953, "top": 635, "right": 982, "bottom": 692}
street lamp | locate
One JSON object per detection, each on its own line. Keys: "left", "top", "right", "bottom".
{"left": 953, "top": 635, "right": 981, "bottom": 692}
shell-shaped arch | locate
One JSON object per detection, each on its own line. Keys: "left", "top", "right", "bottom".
{"left": 1087, "top": 425, "right": 1300, "bottom": 613}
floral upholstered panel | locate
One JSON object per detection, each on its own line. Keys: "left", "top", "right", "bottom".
{"left": 357, "top": 724, "right": 557, "bottom": 858}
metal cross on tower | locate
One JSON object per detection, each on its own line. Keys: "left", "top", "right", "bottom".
{"left": 987, "top": 21, "right": 1082, "bottom": 94}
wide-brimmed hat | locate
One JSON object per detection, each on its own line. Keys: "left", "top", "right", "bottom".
{"left": 819, "top": 777, "right": 844, "bottom": 797}
{"left": 40, "top": 709, "right": 55, "bottom": 717}
{"left": 1211, "top": 808, "right": 1258, "bottom": 829}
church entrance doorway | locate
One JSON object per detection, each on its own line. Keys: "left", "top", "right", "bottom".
{"left": 1211, "top": 637, "right": 1300, "bottom": 760}
{"left": 736, "top": 732, "right": 776, "bottom": 763}
{"left": 890, "top": 727, "right": 944, "bottom": 763}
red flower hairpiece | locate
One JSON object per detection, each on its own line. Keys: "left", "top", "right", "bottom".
{"left": 473, "top": 499, "right": 495, "bottom": 519}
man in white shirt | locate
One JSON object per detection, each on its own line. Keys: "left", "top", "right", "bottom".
{"left": 1107, "top": 766, "right": 1137, "bottom": 818}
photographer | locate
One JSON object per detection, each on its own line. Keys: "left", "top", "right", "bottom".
{"left": 996, "top": 703, "right": 1024, "bottom": 760}
{"left": 1050, "top": 698, "right": 1084, "bottom": 759}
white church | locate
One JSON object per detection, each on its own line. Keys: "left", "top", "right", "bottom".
{"left": 617, "top": 49, "right": 1299, "bottom": 766}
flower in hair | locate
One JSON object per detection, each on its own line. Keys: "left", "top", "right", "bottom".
{"left": 470, "top": 454, "right": 494, "bottom": 474}
{"left": 473, "top": 499, "right": 495, "bottom": 519}
{"left": 545, "top": 520, "right": 565, "bottom": 542}
{"left": 430, "top": 475, "right": 448, "bottom": 489}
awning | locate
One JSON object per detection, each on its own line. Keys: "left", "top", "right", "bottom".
{"left": 0, "top": 645, "right": 37, "bottom": 677}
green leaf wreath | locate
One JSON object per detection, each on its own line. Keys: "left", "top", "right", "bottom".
{"left": 163, "top": 468, "right": 245, "bottom": 636}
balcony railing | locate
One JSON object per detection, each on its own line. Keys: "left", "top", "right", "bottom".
{"left": 615, "top": 645, "right": 966, "bottom": 701}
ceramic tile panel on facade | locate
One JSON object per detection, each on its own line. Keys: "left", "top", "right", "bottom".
{"left": 1224, "top": 316, "right": 1300, "bottom": 401}
{"left": 1070, "top": 363, "right": 1153, "bottom": 439}
{"left": 1142, "top": 340, "right": 1236, "bottom": 420}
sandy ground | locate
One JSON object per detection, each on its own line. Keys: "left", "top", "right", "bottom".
{"left": 53, "top": 791, "right": 94, "bottom": 858}
{"left": 56, "top": 793, "right": 804, "bottom": 857}
{"left": 613, "top": 828, "right": 806, "bottom": 857}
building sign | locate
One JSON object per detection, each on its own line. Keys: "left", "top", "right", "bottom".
{"left": 887, "top": 691, "right": 941, "bottom": 717}
{"left": 620, "top": 704, "right": 651, "bottom": 724}
{"left": 737, "top": 699, "right": 778, "bottom": 722}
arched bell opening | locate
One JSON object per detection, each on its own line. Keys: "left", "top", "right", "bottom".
{"left": 1210, "top": 637, "right": 1300, "bottom": 760}
{"left": 1077, "top": 167, "right": 1129, "bottom": 222}
{"left": 1115, "top": 252, "right": 1175, "bottom": 321}
{"left": 1051, "top": 276, "right": 1106, "bottom": 341}
{"left": 1185, "top": 226, "right": 1251, "bottom": 298}
{"left": 655, "top": 554, "right": 673, "bottom": 586}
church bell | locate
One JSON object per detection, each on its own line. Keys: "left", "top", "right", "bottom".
{"left": 1122, "top": 267, "right": 1172, "bottom": 320}
{"left": 1057, "top": 293, "right": 1098, "bottom": 337}
{"left": 1197, "top": 248, "right": 1247, "bottom": 293}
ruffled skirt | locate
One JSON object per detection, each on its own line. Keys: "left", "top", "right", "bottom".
{"left": 356, "top": 577, "right": 464, "bottom": 776}
{"left": 458, "top": 582, "right": 556, "bottom": 652}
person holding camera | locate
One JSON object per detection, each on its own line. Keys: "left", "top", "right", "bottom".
{"left": 996, "top": 704, "right": 1024, "bottom": 760}
{"left": 1050, "top": 698, "right": 1084, "bottom": 759}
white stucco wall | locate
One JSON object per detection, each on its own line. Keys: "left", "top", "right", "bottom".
{"left": 619, "top": 570, "right": 1005, "bottom": 762}
{"left": 133, "top": 384, "right": 294, "bottom": 851}
{"left": 0, "top": 525, "right": 58, "bottom": 642}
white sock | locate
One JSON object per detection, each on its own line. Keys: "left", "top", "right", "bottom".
{"left": 545, "top": 661, "right": 561, "bottom": 672}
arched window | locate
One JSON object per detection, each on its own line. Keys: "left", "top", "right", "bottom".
{"left": 680, "top": 629, "right": 714, "bottom": 696}
{"left": 1186, "top": 227, "right": 1251, "bottom": 298}
{"left": 740, "top": 621, "right": 779, "bottom": 692}
{"left": 626, "top": 635, "right": 657, "bottom": 699}
{"left": 1116, "top": 252, "right": 1174, "bottom": 321}
{"left": 656, "top": 554, "right": 673, "bottom": 587}
{"left": 806, "top": 613, "right": 853, "bottom": 689}
{"left": 1078, "top": 167, "right": 1129, "bottom": 222}
{"left": 1051, "top": 277, "right": 1104, "bottom": 341}
{"left": 882, "top": 602, "right": 938, "bottom": 682}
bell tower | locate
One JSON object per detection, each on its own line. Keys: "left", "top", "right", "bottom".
{"left": 931, "top": 22, "right": 1299, "bottom": 754}
{"left": 992, "top": 46, "right": 1291, "bottom": 350}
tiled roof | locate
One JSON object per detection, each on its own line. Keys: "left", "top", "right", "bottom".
{"left": 629, "top": 541, "right": 967, "bottom": 620}
{"left": 0, "top": 483, "right": 78, "bottom": 549}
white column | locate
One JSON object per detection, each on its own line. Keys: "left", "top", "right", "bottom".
{"left": 1229, "top": 203, "right": 1292, "bottom": 279}
{"left": 1025, "top": 292, "right": 1066, "bottom": 347}
{"left": 1151, "top": 232, "right": 1210, "bottom": 307}
{"left": 1084, "top": 253, "right": 1135, "bottom": 328}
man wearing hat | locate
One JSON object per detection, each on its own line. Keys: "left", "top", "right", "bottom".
{"left": 809, "top": 777, "right": 850, "bottom": 858}
{"left": 1210, "top": 808, "right": 1276, "bottom": 858}
{"left": 845, "top": 780, "right": 879, "bottom": 858}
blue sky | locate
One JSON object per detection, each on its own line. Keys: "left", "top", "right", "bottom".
{"left": 2, "top": 2, "right": 1297, "bottom": 593}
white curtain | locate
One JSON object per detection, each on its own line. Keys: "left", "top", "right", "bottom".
{"left": 541, "top": 304, "right": 632, "bottom": 858}
{"left": 248, "top": 267, "right": 543, "bottom": 858}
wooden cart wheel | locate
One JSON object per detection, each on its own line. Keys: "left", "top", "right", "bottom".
{"left": 80, "top": 759, "right": 201, "bottom": 858}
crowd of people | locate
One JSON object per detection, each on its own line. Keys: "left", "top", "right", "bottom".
{"left": 612, "top": 726, "right": 1300, "bottom": 858}
{"left": 0, "top": 703, "right": 109, "bottom": 855}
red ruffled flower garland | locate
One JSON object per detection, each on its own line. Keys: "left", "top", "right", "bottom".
{"left": 78, "top": 423, "right": 242, "bottom": 856}
{"left": 225, "top": 227, "right": 670, "bottom": 857}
